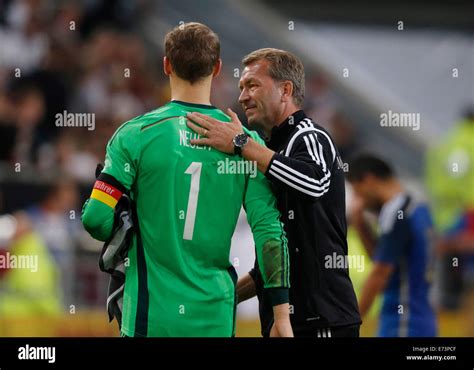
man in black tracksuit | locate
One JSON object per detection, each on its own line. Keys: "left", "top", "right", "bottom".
{"left": 186, "top": 48, "right": 361, "bottom": 337}
{"left": 249, "top": 108, "right": 361, "bottom": 337}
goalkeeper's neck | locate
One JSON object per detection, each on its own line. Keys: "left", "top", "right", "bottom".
{"left": 169, "top": 74, "right": 214, "bottom": 106}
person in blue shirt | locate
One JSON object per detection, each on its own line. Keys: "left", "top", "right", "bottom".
{"left": 347, "top": 154, "right": 437, "bottom": 337}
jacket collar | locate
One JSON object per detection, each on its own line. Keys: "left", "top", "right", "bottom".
{"left": 266, "top": 110, "right": 307, "bottom": 150}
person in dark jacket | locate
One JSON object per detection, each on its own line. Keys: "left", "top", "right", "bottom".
{"left": 187, "top": 48, "right": 361, "bottom": 337}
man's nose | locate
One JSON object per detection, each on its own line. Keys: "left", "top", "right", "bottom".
{"left": 238, "top": 89, "right": 249, "bottom": 104}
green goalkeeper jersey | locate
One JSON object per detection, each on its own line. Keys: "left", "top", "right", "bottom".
{"left": 81, "top": 100, "right": 289, "bottom": 337}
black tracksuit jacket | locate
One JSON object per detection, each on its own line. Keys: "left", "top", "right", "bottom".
{"left": 249, "top": 110, "right": 361, "bottom": 336}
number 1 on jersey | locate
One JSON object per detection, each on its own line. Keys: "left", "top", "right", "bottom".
{"left": 183, "top": 162, "right": 202, "bottom": 240}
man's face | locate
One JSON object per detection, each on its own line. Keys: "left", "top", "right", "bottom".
{"left": 350, "top": 176, "right": 383, "bottom": 212}
{"left": 238, "top": 60, "right": 284, "bottom": 131}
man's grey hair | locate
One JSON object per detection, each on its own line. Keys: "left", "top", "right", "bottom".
{"left": 242, "top": 48, "right": 305, "bottom": 106}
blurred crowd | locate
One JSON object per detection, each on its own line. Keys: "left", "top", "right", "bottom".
{"left": 0, "top": 0, "right": 168, "bottom": 322}
{"left": 0, "top": 0, "right": 168, "bottom": 182}
{"left": 0, "top": 1, "right": 360, "bottom": 182}
{"left": 0, "top": 0, "right": 472, "bottom": 336}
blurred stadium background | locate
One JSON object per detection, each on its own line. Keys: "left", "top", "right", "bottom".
{"left": 0, "top": 0, "right": 472, "bottom": 336}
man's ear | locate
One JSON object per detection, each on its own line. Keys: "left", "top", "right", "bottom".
{"left": 280, "top": 81, "right": 294, "bottom": 103}
{"left": 163, "top": 56, "right": 172, "bottom": 76}
{"left": 212, "top": 59, "right": 222, "bottom": 78}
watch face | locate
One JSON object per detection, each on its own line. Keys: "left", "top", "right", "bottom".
{"left": 234, "top": 133, "right": 249, "bottom": 147}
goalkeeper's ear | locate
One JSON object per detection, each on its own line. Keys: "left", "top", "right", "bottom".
{"left": 95, "top": 163, "right": 104, "bottom": 179}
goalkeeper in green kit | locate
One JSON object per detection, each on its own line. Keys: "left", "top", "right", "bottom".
{"left": 81, "top": 22, "right": 292, "bottom": 337}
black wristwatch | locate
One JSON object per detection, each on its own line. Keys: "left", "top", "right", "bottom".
{"left": 233, "top": 133, "right": 250, "bottom": 156}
